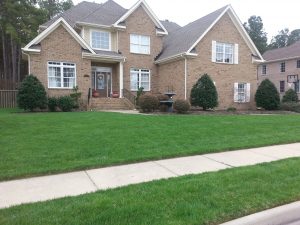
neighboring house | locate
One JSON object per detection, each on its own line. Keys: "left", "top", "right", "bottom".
{"left": 22, "top": 0, "right": 263, "bottom": 110}
{"left": 258, "top": 41, "right": 300, "bottom": 98}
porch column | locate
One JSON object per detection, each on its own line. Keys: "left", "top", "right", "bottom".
{"left": 119, "top": 61, "right": 124, "bottom": 98}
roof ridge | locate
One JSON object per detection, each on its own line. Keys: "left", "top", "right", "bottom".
{"left": 80, "top": 2, "right": 105, "bottom": 22}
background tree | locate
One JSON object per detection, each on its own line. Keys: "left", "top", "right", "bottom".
{"left": 243, "top": 16, "right": 268, "bottom": 54}
{"left": 287, "top": 29, "right": 300, "bottom": 46}
{"left": 268, "top": 28, "right": 289, "bottom": 49}
{"left": 255, "top": 79, "right": 280, "bottom": 110}
{"left": 0, "top": 0, "right": 73, "bottom": 89}
{"left": 190, "top": 74, "right": 218, "bottom": 110}
{"left": 38, "top": 0, "right": 73, "bottom": 20}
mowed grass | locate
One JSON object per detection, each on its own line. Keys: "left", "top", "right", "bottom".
{"left": 1, "top": 158, "right": 300, "bottom": 225}
{"left": 1, "top": 109, "right": 300, "bottom": 181}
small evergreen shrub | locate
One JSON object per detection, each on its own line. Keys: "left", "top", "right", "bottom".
{"left": 255, "top": 79, "right": 280, "bottom": 110}
{"left": 48, "top": 97, "right": 58, "bottom": 112}
{"left": 174, "top": 99, "right": 190, "bottom": 114}
{"left": 282, "top": 89, "right": 299, "bottom": 103}
{"left": 280, "top": 102, "right": 300, "bottom": 113}
{"left": 138, "top": 94, "right": 159, "bottom": 112}
{"left": 17, "top": 74, "right": 47, "bottom": 111}
{"left": 58, "top": 96, "right": 75, "bottom": 112}
{"left": 190, "top": 74, "right": 218, "bottom": 110}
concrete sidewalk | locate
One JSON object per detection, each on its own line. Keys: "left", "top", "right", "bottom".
{"left": 0, "top": 143, "right": 299, "bottom": 209}
{"left": 220, "top": 201, "right": 300, "bottom": 225}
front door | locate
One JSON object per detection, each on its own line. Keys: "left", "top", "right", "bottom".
{"left": 92, "top": 67, "right": 112, "bottom": 97}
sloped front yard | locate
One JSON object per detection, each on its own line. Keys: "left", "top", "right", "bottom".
{"left": 0, "top": 109, "right": 300, "bottom": 181}
{"left": 0, "top": 158, "right": 300, "bottom": 225}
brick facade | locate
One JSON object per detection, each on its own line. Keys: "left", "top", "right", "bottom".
{"left": 26, "top": 4, "right": 259, "bottom": 110}
{"left": 30, "top": 25, "right": 91, "bottom": 103}
{"left": 118, "top": 6, "right": 163, "bottom": 94}
{"left": 159, "top": 13, "right": 257, "bottom": 110}
{"left": 258, "top": 59, "right": 300, "bottom": 98}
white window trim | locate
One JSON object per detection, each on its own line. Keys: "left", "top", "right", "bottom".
{"left": 234, "top": 82, "right": 250, "bottom": 103}
{"left": 47, "top": 61, "right": 76, "bottom": 89}
{"left": 212, "top": 41, "right": 238, "bottom": 64}
{"left": 90, "top": 29, "right": 111, "bottom": 51}
{"left": 130, "top": 34, "right": 150, "bottom": 55}
{"left": 130, "top": 68, "right": 151, "bottom": 91}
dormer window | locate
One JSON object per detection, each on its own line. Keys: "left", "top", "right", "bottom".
{"left": 91, "top": 30, "right": 111, "bottom": 51}
{"left": 130, "top": 34, "right": 150, "bottom": 54}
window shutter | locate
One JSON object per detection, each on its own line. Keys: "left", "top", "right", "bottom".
{"left": 234, "top": 44, "right": 239, "bottom": 64}
{"left": 246, "top": 83, "right": 251, "bottom": 102}
{"left": 234, "top": 82, "right": 239, "bottom": 102}
{"left": 212, "top": 40, "right": 216, "bottom": 62}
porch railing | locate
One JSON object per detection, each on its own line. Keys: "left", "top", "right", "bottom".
{"left": 122, "top": 88, "right": 136, "bottom": 106}
{"left": 0, "top": 90, "right": 18, "bottom": 108}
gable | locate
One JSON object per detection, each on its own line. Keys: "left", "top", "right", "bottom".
{"left": 114, "top": 0, "right": 168, "bottom": 35}
{"left": 155, "top": 5, "right": 263, "bottom": 64}
{"left": 23, "top": 18, "right": 94, "bottom": 54}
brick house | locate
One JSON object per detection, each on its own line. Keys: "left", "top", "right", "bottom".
{"left": 258, "top": 41, "right": 300, "bottom": 98}
{"left": 22, "top": 0, "right": 263, "bottom": 110}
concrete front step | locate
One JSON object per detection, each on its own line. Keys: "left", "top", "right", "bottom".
{"left": 90, "top": 97, "right": 135, "bottom": 110}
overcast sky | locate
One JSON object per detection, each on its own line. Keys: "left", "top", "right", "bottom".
{"left": 72, "top": 0, "right": 300, "bottom": 43}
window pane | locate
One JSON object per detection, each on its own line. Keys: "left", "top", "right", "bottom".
{"left": 48, "top": 66, "right": 61, "bottom": 88}
{"left": 63, "top": 68, "right": 75, "bottom": 88}
{"left": 141, "top": 36, "right": 150, "bottom": 45}
{"left": 130, "top": 44, "right": 139, "bottom": 53}
{"left": 92, "top": 31, "right": 110, "bottom": 50}
{"left": 130, "top": 70, "right": 139, "bottom": 90}
{"left": 130, "top": 34, "right": 139, "bottom": 44}
{"left": 130, "top": 34, "right": 150, "bottom": 54}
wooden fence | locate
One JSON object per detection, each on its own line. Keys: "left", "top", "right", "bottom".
{"left": 0, "top": 90, "right": 18, "bottom": 108}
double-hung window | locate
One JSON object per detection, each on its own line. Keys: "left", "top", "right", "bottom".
{"left": 297, "top": 60, "right": 300, "bottom": 68}
{"left": 91, "top": 30, "right": 110, "bottom": 50}
{"left": 280, "top": 81, "right": 285, "bottom": 93}
{"left": 130, "top": 68, "right": 150, "bottom": 91}
{"left": 48, "top": 62, "right": 76, "bottom": 88}
{"left": 130, "top": 34, "right": 150, "bottom": 54}
{"left": 280, "top": 62, "right": 286, "bottom": 72}
{"left": 262, "top": 65, "right": 267, "bottom": 75}
{"left": 234, "top": 82, "right": 250, "bottom": 103}
{"left": 213, "top": 41, "right": 237, "bottom": 64}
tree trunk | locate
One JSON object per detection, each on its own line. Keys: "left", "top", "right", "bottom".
{"left": 11, "top": 35, "right": 17, "bottom": 89}
{"left": 17, "top": 44, "right": 21, "bottom": 85}
{"left": 1, "top": 30, "right": 7, "bottom": 79}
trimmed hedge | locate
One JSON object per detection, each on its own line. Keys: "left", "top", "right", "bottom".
{"left": 280, "top": 102, "right": 300, "bottom": 113}
{"left": 139, "top": 94, "right": 159, "bottom": 112}
{"left": 255, "top": 79, "right": 280, "bottom": 110}
{"left": 282, "top": 89, "right": 299, "bottom": 103}
{"left": 17, "top": 74, "right": 47, "bottom": 111}
{"left": 58, "top": 96, "right": 75, "bottom": 112}
{"left": 190, "top": 74, "right": 218, "bottom": 110}
{"left": 48, "top": 97, "right": 58, "bottom": 112}
{"left": 174, "top": 99, "right": 190, "bottom": 114}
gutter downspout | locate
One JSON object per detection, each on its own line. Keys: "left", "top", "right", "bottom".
{"left": 23, "top": 52, "right": 31, "bottom": 74}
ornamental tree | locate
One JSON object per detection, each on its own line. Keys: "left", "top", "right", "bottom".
{"left": 255, "top": 79, "right": 280, "bottom": 110}
{"left": 17, "top": 74, "right": 47, "bottom": 111}
{"left": 190, "top": 74, "right": 218, "bottom": 110}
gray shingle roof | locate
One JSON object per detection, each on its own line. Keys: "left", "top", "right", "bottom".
{"left": 41, "top": 1, "right": 101, "bottom": 28}
{"left": 263, "top": 41, "right": 300, "bottom": 61}
{"left": 41, "top": 0, "right": 127, "bottom": 28}
{"left": 160, "top": 20, "right": 181, "bottom": 34}
{"left": 156, "top": 5, "right": 228, "bottom": 61}
{"left": 80, "top": 0, "right": 127, "bottom": 26}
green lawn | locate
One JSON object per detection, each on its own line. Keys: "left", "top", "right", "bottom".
{"left": 1, "top": 158, "right": 300, "bottom": 225}
{"left": 0, "top": 109, "right": 300, "bottom": 181}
